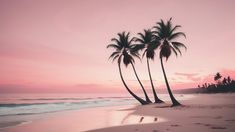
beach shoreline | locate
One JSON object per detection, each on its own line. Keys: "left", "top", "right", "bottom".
{"left": 1, "top": 93, "right": 235, "bottom": 132}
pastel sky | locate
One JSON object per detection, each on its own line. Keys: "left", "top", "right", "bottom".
{"left": 0, "top": 0, "right": 235, "bottom": 93}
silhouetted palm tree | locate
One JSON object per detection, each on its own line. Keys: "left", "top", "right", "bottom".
{"left": 135, "top": 29, "right": 164, "bottom": 103}
{"left": 107, "top": 31, "right": 148, "bottom": 105}
{"left": 153, "top": 18, "right": 187, "bottom": 106}
{"left": 214, "top": 72, "right": 222, "bottom": 82}
{"left": 222, "top": 77, "right": 227, "bottom": 85}
{"left": 227, "top": 76, "right": 232, "bottom": 84}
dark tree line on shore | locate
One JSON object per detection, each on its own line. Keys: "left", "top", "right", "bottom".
{"left": 198, "top": 72, "right": 235, "bottom": 93}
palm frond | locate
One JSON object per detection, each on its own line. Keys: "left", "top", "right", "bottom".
{"left": 147, "top": 42, "right": 158, "bottom": 52}
{"left": 131, "top": 44, "right": 145, "bottom": 52}
{"left": 106, "top": 44, "right": 121, "bottom": 50}
{"left": 142, "top": 50, "right": 147, "bottom": 58}
{"left": 108, "top": 51, "right": 120, "bottom": 60}
{"left": 172, "top": 41, "right": 187, "bottom": 50}
{"left": 152, "top": 26, "right": 162, "bottom": 33}
{"left": 172, "top": 44, "right": 182, "bottom": 56}
{"left": 166, "top": 18, "right": 172, "bottom": 37}
{"left": 137, "top": 32, "right": 145, "bottom": 40}
{"left": 135, "top": 38, "right": 145, "bottom": 44}
{"left": 111, "top": 38, "right": 120, "bottom": 43}
{"left": 170, "top": 25, "right": 181, "bottom": 34}
{"left": 112, "top": 54, "right": 120, "bottom": 62}
{"left": 131, "top": 51, "right": 141, "bottom": 60}
{"left": 157, "top": 19, "right": 165, "bottom": 27}
{"left": 125, "top": 32, "right": 130, "bottom": 46}
{"left": 158, "top": 19, "right": 168, "bottom": 38}
{"left": 129, "top": 37, "right": 135, "bottom": 44}
{"left": 152, "top": 34, "right": 161, "bottom": 40}
{"left": 170, "top": 45, "right": 178, "bottom": 57}
{"left": 169, "top": 32, "right": 186, "bottom": 40}
{"left": 117, "top": 32, "right": 125, "bottom": 47}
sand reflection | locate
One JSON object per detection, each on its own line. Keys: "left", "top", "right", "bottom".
{"left": 106, "top": 106, "right": 167, "bottom": 127}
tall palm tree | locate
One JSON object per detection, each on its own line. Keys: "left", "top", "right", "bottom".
{"left": 107, "top": 31, "right": 149, "bottom": 105}
{"left": 153, "top": 18, "right": 187, "bottom": 106}
{"left": 135, "top": 29, "right": 164, "bottom": 103}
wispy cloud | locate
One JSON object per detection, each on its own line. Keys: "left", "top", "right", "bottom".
{"left": 174, "top": 72, "right": 201, "bottom": 82}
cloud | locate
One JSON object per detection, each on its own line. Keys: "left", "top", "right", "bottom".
{"left": 200, "top": 69, "right": 235, "bottom": 83}
{"left": 174, "top": 72, "right": 201, "bottom": 82}
{"left": 174, "top": 72, "right": 198, "bottom": 76}
{"left": 172, "top": 69, "right": 235, "bottom": 88}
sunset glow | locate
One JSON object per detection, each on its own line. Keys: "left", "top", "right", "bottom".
{"left": 0, "top": 0, "right": 235, "bottom": 93}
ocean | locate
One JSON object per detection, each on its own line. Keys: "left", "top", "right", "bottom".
{"left": 0, "top": 93, "right": 194, "bottom": 129}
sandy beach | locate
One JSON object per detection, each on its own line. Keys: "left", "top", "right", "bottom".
{"left": 1, "top": 93, "right": 235, "bottom": 132}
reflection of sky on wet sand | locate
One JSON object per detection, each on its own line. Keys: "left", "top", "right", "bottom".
{"left": 0, "top": 105, "right": 168, "bottom": 132}
{"left": 102, "top": 95, "right": 196, "bottom": 127}
{"left": 106, "top": 107, "right": 167, "bottom": 126}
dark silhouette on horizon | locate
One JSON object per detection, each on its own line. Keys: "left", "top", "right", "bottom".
{"left": 214, "top": 72, "right": 222, "bottom": 83}
{"left": 198, "top": 73, "right": 235, "bottom": 93}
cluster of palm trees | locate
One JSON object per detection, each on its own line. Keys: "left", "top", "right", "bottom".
{"left": 107, "top": 18, "right": 187, "bottom": 107}
{"left": 198, "top": 72, "right": 235, "bottom": 93}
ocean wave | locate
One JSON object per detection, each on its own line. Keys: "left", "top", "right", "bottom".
{"left": 0, "top": 94, "right": 194, "bottom": 121}
{"left": 0, "top": 120, "right": 30, "bottom": 129}
{"left": 0, "top": 99, "right": 110, "bottom": 108}
{"left": 20, "top": 97, "right": 93, "bottom": 101}
{"left": 0, "top": 99, "right": 126, "bottom": 117}
{"left": 19, "top": 96, "right": 132, "bottom": 101}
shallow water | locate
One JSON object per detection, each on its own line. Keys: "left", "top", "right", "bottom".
{"left": 0, "top": 93, "right": 194, "bottom": 129}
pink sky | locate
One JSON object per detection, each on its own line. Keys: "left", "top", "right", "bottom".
{"left": 0, "top": 0, "right": 235, "bottom": 93}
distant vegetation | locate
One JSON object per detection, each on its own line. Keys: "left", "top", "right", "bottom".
{"left": 197, "top": 72, "right": 235, "bottom": 93}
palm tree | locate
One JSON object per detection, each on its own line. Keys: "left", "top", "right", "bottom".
{"left": 135, "top": 29, "right": 164, "bottom": 103}
{"left": 214, "top": 72, "right": 222, "bottom": 82}
{"left": 153, "top": 18, "right": 187, "bottom": 107}
{"left": 107, "top": 31, "right": 149, "bottom": 105}
{"left": 227, "top": 76, "right": 232, "bottom": 84}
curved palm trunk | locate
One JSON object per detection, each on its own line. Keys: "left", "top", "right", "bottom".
{"left": 147, "top": 59, "right": 164, "bottom": 103}
{"left": 130, "top": 62, "right": 152, "bottom": 103}
{"left": 118, "top": 63, "right": 148, "bottom": 105}
{"left": 160, "top": 57, "right": 181, "bottom": 107}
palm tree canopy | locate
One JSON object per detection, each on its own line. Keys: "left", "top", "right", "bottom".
{"left": 214, "top": 72, "right": 222, "bottom": 81}
{"left": 107, "top": 32, "right": 140, "bottom": 66}
{"left": 153, "top": 18, "right": 187, "bottom": 60}
{"left": 135, "top": 29, "right": 160, "bottom": 60}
